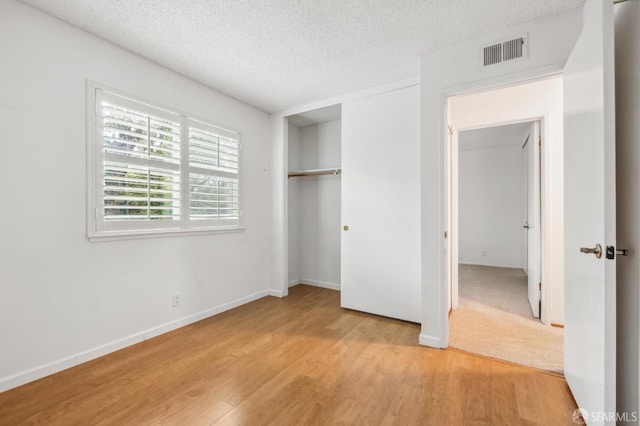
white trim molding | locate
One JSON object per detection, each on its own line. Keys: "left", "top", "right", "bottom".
{"left": 300, "top": 279, "right": 340, "bottom": 291}
{"left": 287, "top": 279, "right": 340, "bottom": 291}
{"left": 268, "top": 289, "right": 285, "bottom": 298}
{"left": 419, "top": 333, "right": 443, "bottom": 348}
{"left": 288, "top": 279, "right": 300, "bottom": 288}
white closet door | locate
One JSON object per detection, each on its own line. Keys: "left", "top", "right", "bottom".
{"left": 341, "top": 86, "right": 421, "bottom": 323}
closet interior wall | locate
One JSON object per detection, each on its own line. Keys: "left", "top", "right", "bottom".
{"left": 287, "top": 117, "right": 342, "bottom": 290}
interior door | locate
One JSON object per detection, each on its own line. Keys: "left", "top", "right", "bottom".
{"left": 563, "top": 0, "right": 616, "bottom": 420}
{"left": 526, "top": 122, "right": 541, "bottom": 319}
{"left": 340, "top": 85, "right": 421, "bottom": 323}
{"left": 521, "top": 141, "right": 528, "bottom": 276}
{"left": 450, "top": 127, "right": 459, "bottom": 311}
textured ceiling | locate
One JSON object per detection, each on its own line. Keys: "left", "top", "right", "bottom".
{"left": 20, "top": 0, "right": 584, "bottom": 113}
{"left": 459, "top": 122, "right": 531, "bottom": 151}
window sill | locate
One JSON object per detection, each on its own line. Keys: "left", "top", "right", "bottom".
{"left": 88, "top": 226, "right": 246, "bottom": 242}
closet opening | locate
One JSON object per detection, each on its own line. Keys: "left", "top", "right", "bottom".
{"left": 286, "top": 104, "right": 342, "bottom": 294}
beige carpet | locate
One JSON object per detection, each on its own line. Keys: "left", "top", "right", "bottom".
{"left": 449, "top": 264, "right": 564, "bottom": 374}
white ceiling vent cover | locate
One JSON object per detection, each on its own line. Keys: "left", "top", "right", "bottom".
{"left": 479, "top": 34, "right": 528, "bottom": 67}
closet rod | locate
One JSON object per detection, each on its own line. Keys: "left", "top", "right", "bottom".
{"left": 288, "top": 168, "right": 342, "bottom": 178}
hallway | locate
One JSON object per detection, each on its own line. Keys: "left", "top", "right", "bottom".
{"left": 449, "top": 265, "right": 563, "bottom": 373}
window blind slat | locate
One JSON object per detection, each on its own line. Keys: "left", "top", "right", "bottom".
{"left": 101, "top": 121, "right": 144, "bottom": 137}
{"left": 103, "top": 110, "right": 144, "bottom": 125}
{"left": 189, "top": 150, "right": 219, "bottom": 163}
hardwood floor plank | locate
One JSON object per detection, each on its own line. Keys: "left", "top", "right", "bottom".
{"left": 0, "top": 285, "right": 577, "bottom": 425}
{"left": 489, "top": 366, "right": 520, "bottom": 425}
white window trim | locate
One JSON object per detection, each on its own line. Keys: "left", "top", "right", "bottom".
{"left": 86, "top": 80, "right": 245, "bottom": 241}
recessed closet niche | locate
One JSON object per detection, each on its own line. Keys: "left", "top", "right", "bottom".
{"left": 287, "top": 104, "right": 342, "bottom": 291}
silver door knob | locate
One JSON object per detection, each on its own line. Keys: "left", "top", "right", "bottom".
{"left": 580, "top": 243, "right": 602, "bottom": 259}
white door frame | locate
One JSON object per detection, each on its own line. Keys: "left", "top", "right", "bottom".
{"left": 521, "top": 139, "right": 528, "bottom": 277}
{"left": 449, "top": 119, "right": 544, "bottom": 320}
{"left": 438, "top": 69, "right": 563, "bottom": 347}
{"left": 282, "top": 116, "right": 291, "bottom": 298}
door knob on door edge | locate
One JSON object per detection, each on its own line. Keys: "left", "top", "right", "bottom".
{"left": 580, "top": 243, "right": 602, "bottom": 259}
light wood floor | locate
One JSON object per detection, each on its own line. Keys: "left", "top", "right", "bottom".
{"left": 0, "top": 285, "right": 577, "bottom": 425}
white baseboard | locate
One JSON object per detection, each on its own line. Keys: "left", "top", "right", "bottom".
{"left": 300, "top": 279, "right": 340, "bottom": 291}
{"left": 0, "top": 289, "right": 268, "bottom": 393}
{"left": 288, "top": 279, "right": 300, "bottom": 288}
{"left": 268, "top": 289, "right": 285, "bottom": 297}
{"left": 419, "top": 333, "right": 443, "bottom": 348}
{"left": 458, "top": 261, "right": 523, "bottom": 269}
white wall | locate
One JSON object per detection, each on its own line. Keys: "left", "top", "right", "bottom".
{"left": 458, "top": 143, "right": 524, "bottom": 268}
{"left": 298, "top": 121, "right": 342, "bottom": 288}
{"left": 614, "top": 0, "right": 640, "bottom": 418}
{"left": 0, "top": 0, "right": 271, "bottom": 392}
{"left": 269, "top": 116, "right": 287, "bottom": 297}
{"left": 420, "top": 10, "right": 581, "bottom": 347}
{"left": 288, "top": 120, "right": 342, "bottom": 289}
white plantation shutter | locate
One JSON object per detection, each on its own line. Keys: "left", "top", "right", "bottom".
{"left": 188, "top": 121, "right": 240, "bottom": 224}
{"left": 91, "top": 87, "right": 242, "bottom": 238}
{"left": 102, "top": 103, "right": 181, "bottom": 165}
{"left": 98, "top": 91, "right": 182, "bottom": 231}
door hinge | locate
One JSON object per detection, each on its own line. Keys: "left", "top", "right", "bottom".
{"left": 538, "top": 136, "right": 541, "bottom": 147}
{"left": 444, "top": 231, "right": 448, "bottom": 239}
{"left": 539, "top": 282, "right": 542, "bottom": 291}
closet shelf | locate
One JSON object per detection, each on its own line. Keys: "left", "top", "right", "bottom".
{"left": 288, "top": 168, "right": 342, "bottom": 178}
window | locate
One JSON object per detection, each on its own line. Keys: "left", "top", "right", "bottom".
{"left": 88, "top": 85, "right": 242, "bottom": 240}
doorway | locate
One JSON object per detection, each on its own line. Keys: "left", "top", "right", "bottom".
{"left": 445, "top": 77, "right": 565, "bottom": 372}
{"left": 448, "top": 121, "right": 562, "bottom": 372}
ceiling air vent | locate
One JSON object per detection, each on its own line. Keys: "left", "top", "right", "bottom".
{"left": 479, "top": 34, "right": 528, "bottom": 67}
{"left": 483, "top": 43, "right": 502, "bottom": 66}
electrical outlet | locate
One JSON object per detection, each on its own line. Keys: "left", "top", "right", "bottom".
{"left": 172, "top": 293, "right": 180, "bottom": 308}
{"left": 482, "top": 250, "right": 487, "bottom": 257}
